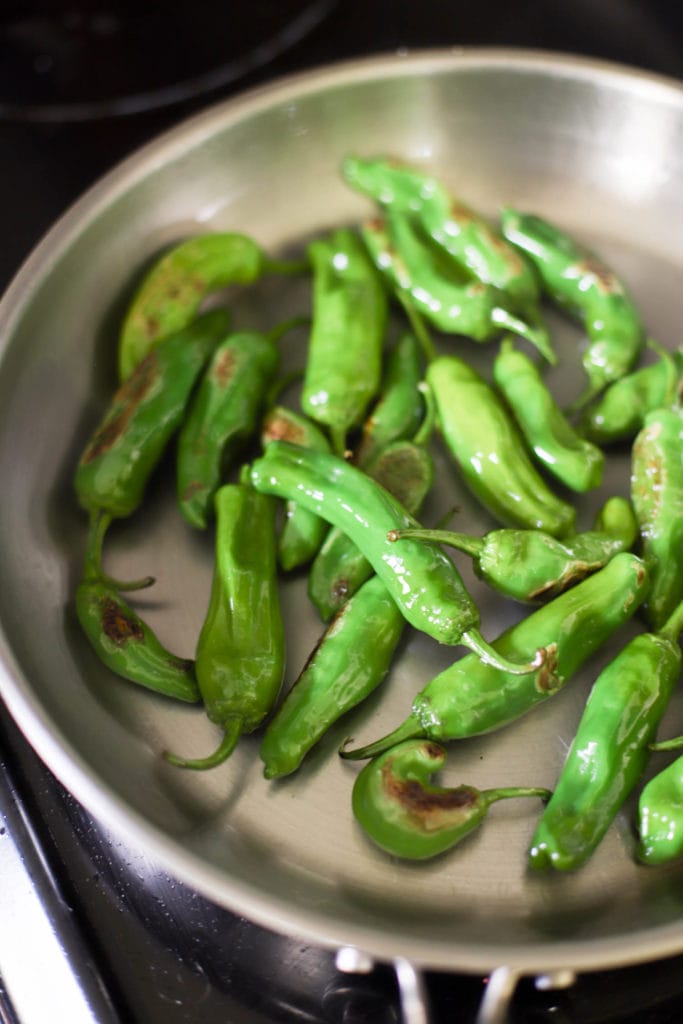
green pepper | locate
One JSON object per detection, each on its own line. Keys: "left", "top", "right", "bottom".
{"left": 637, "top": 734, "right": 683, "bottom": 865}
{"left": 176, "top": 319, "right": 303, "bottom": 530}
{"left": 301, "top": 227, "right": 388, "bottom": 455}
{"left": 165, "top": 476, "right": 285, "bottom": 769}
{"left": 528, "top": 597, "right": 683, "bottom": 871}
{"left": 261, "top": 404, "right": 332, "bottom": 571}
{"left": 250, "top": 441, "right": 548, "bottom": 675}
{"left": 580, "top": 346, "right": 683, "bottom": 445}
{"left": 361, "top": 214, "right": 554, "bottom": 362}
{"left": 500, "top": 209, "right": 645, "bottom": 408}
{"left": 352, "top": 738, "right": 550, "bottom": 860}
{"left": 631, "top": 405, "right": 683, "bottom": 630}
{"left": 342, "top": 156, "right": 542, "bottom": 312}
{"left": 389, "top": 496, "right": 637, "bottom": 604}
{"left": 260, "top": 574, "right": 406, "bottom": 779}
{"left": 493, "top": 338, "right": 605, "bottom": 492}
{"left": 117, "top": 232, "right": 305, "bottom": 381}
{"left": 341, "top": 552, "right": 648, "bottom": 760}
{"left": 75, "top": 309, "right": 227, "bottom": 521}
{"left": 426, "top": 354, "right": 576, "bottom": 536}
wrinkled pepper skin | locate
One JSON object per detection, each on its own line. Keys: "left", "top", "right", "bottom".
{"left": 301, "top": 227, "right": 387, "bottom": 454}
{"left": 250, "top": 441, "right": 546, "bottom": 675}
{"left": 528, "top": 598, "right": 683, "bottom": 872}
{"left": 351, "top": 738, "right": 550, "bottom": 860}
{"left": 342, "top": 553, "right": 649, "bottom": 760}
{"left": 493, "top": 338, "right": 605, "bottom": 492}
{"left": 260, "top": 574, "right": 406, "bottom": 779}
{"left": 581, "top": 348, "right": 683, "bottom": 445}
{"left": 500, "top": 209, "right": 644, "bottom": 405}
{"left": 166, "top": 480, "right": 285, "bottom": 770}
{"left": 118, "top": 233, "right": 265, "bottom": 381}
{"left": 631, "top": 406, "right": 683, "bottom": 630}
{"left": 75, "top": 310, "right": 227, "bottom": 520}
{"left": 426, "top": 355, "right": 576, "bottom": 536}
{"left": 638, "top": 753, "right": 683, "bottom": 865}
{"left": 75, "top": 580, "right": 199, "bottom": 703}
{"left": 176, "top": 328, "right": 280, "bottom": 529}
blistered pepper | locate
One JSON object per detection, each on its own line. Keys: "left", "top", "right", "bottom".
{"left": 352, "top": 738, "right": 550, "bottom": 860}
{"left": 500, "top": 209, "right": 644, "bottom": 408}
{"left": 341, "top": 553, "right": 648, "bottom": 760}
{"left": 529, "top": 597, "right": 683, "bottom": 871}
{"left": 250, "top": 441, "right": 548, "bottom": 674}
{"left": 165, "top": 475, "right": 285, "bottom": 769}
{"left": 493, "top": 338, "right": 605, "bottom": 492}
{"left": 637, "top": 734, "right": 683, "bottom": 865}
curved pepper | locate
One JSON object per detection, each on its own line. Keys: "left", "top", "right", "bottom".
{"left": 165, "top": 477, "right": 285, "bottom": 769}
{"left": 389, "top": 496, "right": 637, "bottom": 604}
{"left": 631, "top": 405, "right": 683, "bottom": 630}
{"left": 637, "top": 735, "right": 683, "bottom": 865}
{"left": 301, "top": 227, "right": 388, "bottom": 455}
{"left": 528, "top": 597, "right": 683, "bottom": 871}
{"left": 500, "top": 209, "right": 644, "bottom": 408}
{"left": 425, "top": 354, "right": 576, "bottom": 536}
{"left": 250, "top": 441, "right": 548, "bottom": 675}
{"left": 352, "top": 738, "right": 550, "bottom": 860}
{"left": 493, "top": 338, "right": 605, "bottom": 492}
{"left": 117, "top": 232, "right": 304, "bottom": 381}
{"left": 341, "top": 552, "right": 648, "bottom": 760}
{"left": 260, "top": 574, "right": 405, "bottom": 779}
{"left": 75, "top": 309, "right": 227, "bottom": 521}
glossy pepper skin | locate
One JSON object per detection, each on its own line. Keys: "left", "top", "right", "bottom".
{"left": 528, "top": 598, "right": 683, "bottom": 872}
{"left": 75, "top": 310, "right": 227, "bottom": 521}
{"left": 165, "top": 478, "right": 285, "bottom": 770}
{"left": 637, "top": 739, "right": 683, "bottom": 865}
{"left": 301, "top": 227, "right": 388, "bottom": 455}
{"left": 361, "top": 214, "right": 555, "bottom": 363}
{"left": 631, "top": 405, "right": 683, "bottom": 630}
{"left": 500, "top": 209, "right": 644, "bottom": 407}
{"left": 352, "top": 739, "right": 550, "bottom": 860}
{"left": 493, "top": 338, "right": 605, "bottom": 492}
{"left": 75, "top": 580, "right": 199, "bottom": 702}
{"left": 426, "top": 355, "right": 576, "bottom": 536}
{"left": 581, "top": 347, "right": 683, "bottom": 445}
{"left": 341, "top": 553, "right": 649, "bottom": 760}
{"left": 261, "top": 405, "right": 332, "bottom": 571}
{"left": 343, "top": 155, "right": 541, "bottom": 311}
{"left": 250, "top": 441, "right": 548, "bottom": 675}
{"left": 390, "top": 496, "right": 637, "bottom": 604}
{"left": 308, "top": 439, "right": 434, "bottom": 621}
{"left": 176, "top": 325, "right": 283, "bottom": 529}
{"left": 117, "top": 232, "right": 304, "bottom": 381}
{"left": 260, "top": 574, "right": 406, "bottom": 779}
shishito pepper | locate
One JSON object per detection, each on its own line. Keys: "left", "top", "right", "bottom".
{"left": 493, "top": 338, "right": 605, "bottom": 493}
{"left": 389, "top": 496, "right": 637, "bottom": 604}
{"left": 75, "top": 309, "right": 227, "bottom": 521}
{"left": 500, "top": 208, "right": 644, "bottom": 408}
{"left": 301, "top": 227, "right": 388, "bottom": 455}
{"left": 352, "top": 739, "right": 550, "bottom": 860}
{"left": 341, "top": 553, "right": 648, "bottom": 760}
{"left": 631, "top": 405, "right": 683, "bottom": 630}
{"left": 637, "top": 735, "right": 683, "bottom": 865}
{"left": 425, "top": 354, "right": 576, "bottom": 536}
{"left": 165, "top": 475, "right": 285, "bottom": 769}
{"left": 528, "top": 597, "right": 683, "bottom": 872}
{"left": 117, "top": 232, "right": 305, "bottom": 381}
{"left": 250, "top": 441, "right": 548, "bottom": 675}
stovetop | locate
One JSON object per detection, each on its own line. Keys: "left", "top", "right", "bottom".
{"left": 3, "top": 3, "right": 683, "bottom": 1022}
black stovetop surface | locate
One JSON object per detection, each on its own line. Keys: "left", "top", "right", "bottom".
{"left": 3, "top": 3, "right": 683, "bottom": 1022}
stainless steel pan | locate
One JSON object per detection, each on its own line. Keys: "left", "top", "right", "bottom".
{"left": 2, "top": 49, "right": 683, "bottom": 983}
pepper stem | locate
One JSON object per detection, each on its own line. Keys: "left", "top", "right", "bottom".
{"left": 84, "top": 510, "right": 155, "bottom": 591}
{"left": 339, "top": 715, "right": 423, "bottom": 761}
{"left": 266, "top": 316, "right": 311, "bottom": 345}
{"left": 491, "top": 308, "right": 556, "bottom": 365}
{"left": 330, "top": 425, "right": 349, "bottom": 459}
{"left": 397, "top": 294, "right": 437, "bottom": 364}
{"left": 461, "top": 628, "right": 549, "bottom": 677}
{"left": 412, "top": 381, "right": 438, "bottom": 448}
{"left": 163, "top": 718, "right": 242, "bottom": 770}
{"left": 649, "top": 735, "right": 683, "bottom": 753}
{"left": 262, "top": 256, "right": 310, "bottom": 276}
{"left": 481, "top": 786, "right": 552, "bottom": 808}
{"left": 387, "top": 526, "right": 484, "bottom": 559}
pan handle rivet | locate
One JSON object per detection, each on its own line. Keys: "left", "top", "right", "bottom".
{"left": 335, "top": 946, "right": 375, "bottom": 974}
{"left": 535, "top": 970, "right": 576, "bottom": 991}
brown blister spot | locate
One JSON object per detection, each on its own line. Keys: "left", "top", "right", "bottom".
{"left": 181, "top": 480, "right": 206, "bottom": 502}
{"left": 263, "top": 414, "right": 306, "bottom": 446}
{"left": 331, "top": 577, "right": 350, "bottom": 604}
{"left": 450, "top": 199, "right": 475, "bottom": 225}
{"left": 534, "top": 643, "right": 560, "bottom": 693}
{"left": 101, "top": 597, "right": 144, "bottom": 645}
{"left": 576, "top": 257, "right": 619, "bottom": 294}
{"left": 212, "top": 347, "right": 237, "bottom": 388}
{"left": 81, "top": 352, "right": 159, "bottom": 463}
{"left": 382, "top": 766, "right": 476, "bottom": 831}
